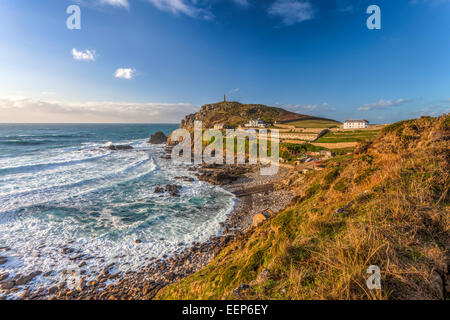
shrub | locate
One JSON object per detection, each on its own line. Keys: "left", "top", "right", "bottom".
{"left": 305, "top": 183, "right": 321, "bottom": 197}
{"left": 334, "top": 178, "right": 349, "bottom": 192}
{"left": 324, "top": 168, "right": 340, "bottom": 184}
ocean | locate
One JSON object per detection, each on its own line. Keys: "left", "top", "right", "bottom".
{"left": 0, "top": 124, "right": 235, "bottom": 297}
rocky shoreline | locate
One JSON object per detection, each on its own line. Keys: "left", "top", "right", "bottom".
{"left": 0, "top": 146, "right": 293, "bottom": 300}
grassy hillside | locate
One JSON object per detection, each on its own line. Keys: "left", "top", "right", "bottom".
{"left": 157, "top": 114, "right": 449, "bottom": 300}
{"left": 180, "top": 101, "right": 337, "bottom": 129}
{"left": 316, "top": 130, "right": 380, "bottom": 143}
{"left": 279, "top": 143, "right": 326, "bottom": 163}
{"left": 283, "top": 119, "right": 341, "bottom": 128}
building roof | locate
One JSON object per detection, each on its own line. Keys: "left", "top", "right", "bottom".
{"left": 344, "top": 119, "right": 369, "bottom": 123}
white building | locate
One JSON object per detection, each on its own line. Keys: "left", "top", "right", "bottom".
{"left": 244, "top": 119, "right": 269, "bottom": 128}
{"left": 343, "top": 119, "right": 369, "bottom": 129}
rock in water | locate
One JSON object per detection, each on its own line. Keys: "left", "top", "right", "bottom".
{"left": 154, "top": 186, "right": 165, "bottom": 193}
{"left": 101, "top": 145, "right": 133, "bottom": 151}
{"left": 148, "top": 131, "right": 168, "bottom": 144}
{"left": 0, "top": 256, "right": 7, "bottom": 265}
{"left": 165, "top": 184, "right": 182, "bottom": 197}
{"left": 154, "top": 185, "right": 182, "bottom": 196}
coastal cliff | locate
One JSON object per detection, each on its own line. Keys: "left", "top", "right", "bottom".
{"left": 156, "top": 114, "right": 450, "bottom": 300}
{"left": 179, "top": 101, "right": 322, "bottom": 130}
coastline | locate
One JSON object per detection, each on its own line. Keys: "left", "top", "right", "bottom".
{"left": 0, "top": 137, "right": 294, "bottom": 300}
{"left": 35, "top": 151, "right": 293, "bottom": 300}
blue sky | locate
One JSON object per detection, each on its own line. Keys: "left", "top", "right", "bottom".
{"left": 0, "top": 0, "right": 449, "bottom": 123}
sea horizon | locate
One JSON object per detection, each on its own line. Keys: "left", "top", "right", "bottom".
{"left": 0, "top": 123, "right": 235, "bottom": 299}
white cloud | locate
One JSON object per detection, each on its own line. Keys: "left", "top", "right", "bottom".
{"left": 232, "top": 0, "right": 250, "bottom": 7}
{"left": 229, "top": 88, "right": 240, "bottom": 93}
{"left": 268, "top": 0, "right": 315, "bottom": 25}
{"left": 413, "top": 104, "right": 450, "bottom": 117}
{"left": 146, "top": 0, "right": 214, "bottom": 19}
{"left": 335, "top": 0, "right": 355, "bottom": 12}
{"left": 358, "top": 98, "right": 409, "bottom": 111}
{"left": 99, "top": 0, "right": 129, "bottom": 8}
{"left": 288, "top": 104, "right": 317, "bottom": 111}
{"left": 410, "top": 0, "right": 450, "bottom": 6}
{"left": 72, "top": 48, "right": 96, "bottom": 61}
{"left": 0, "top": 96, "right": 197, "bottom": 123}
{"left": 338, "top": 5, "right": 354, "bottom": 12}
{"left": 145, "top": 0, "right": 249, "bottom": 19}
{"left": 41, "top": 91, "right": 57, "bottom": 96}
{"left": 284, "top": 102, "right": 334, "bottom": 114}
{"left": 114, "top": 68, "right": 135, "bottom": 80}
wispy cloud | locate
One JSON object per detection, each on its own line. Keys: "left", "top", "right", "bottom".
{"left": 0, "top": 96, "right": 197, "bottom": 123}
{"left": 99, "top": 0, "right": 129, "bottom": 8}
{"left": 114, "top": 68, "right": 135, "bottom": 80}
{"left": 144, "top": 0, "right": 249, "bottom": 19}
{"left": 335, "top": 0, "right": 355, "bottom": 13}
{"left": 358, "top": 98, "right": 409, "bottom": 111}
{"left": 338, "top": 5, "right": 354, "bottom": 12}
{"left": 410, "top": 0, "right": 450, "bottom": 6}
{"left": 72, "top": 48, "right": 96, "bottom": 61}
{"left": 412, "top": 104, "right": 450, "bottom": 117}
{"left": 41, "top": 91, "right": 57, "bottom": 96}
{"left": 268, "top": 0, "right": 315, "bottom": 26}
{"left": 284, "top": 102, "right": 334, "bottom": 114}
{"left": 232, "top": 0, "right": 250, "bottom": 7}
{"left": 287, "top": 104, "right": 318, "bottom": 111}
{"left": 146, "top": 0, "right": 214, "bottom": 19}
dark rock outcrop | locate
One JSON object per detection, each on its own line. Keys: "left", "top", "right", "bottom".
{"left": 0, "top": 256, "right": 7, "bottom": 265}
{"left": 102, "top": 145, "right": 133, "bottom": 151}
{"left": 165, "top": 184, "right": 182, "bottom": 197}
{"left": 154, "top": 184, "right": 182, "bottom": 197}
{"left": 175, "top": 176, "right": 195, "bottom": 182}
{"left": 196, "top": 164, "right": 252, "bottom": 185}
{"left": 154, "top": 186, "right": 165, "bottom": 193}
{"left": 15, "top": 271, "right": 42, "bottom": 286}
{"left": 148, "top": 131, "right": 168, "bottom": 144}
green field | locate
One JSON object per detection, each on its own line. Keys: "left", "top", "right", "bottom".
{"left": 315, "top": 130, "right": 379, "bottom": 143}
{"left": 279, "top": 142, "right": 327, "bottom": 163}
{"left": 283, "top": 119, "right": 341, "bottom": 128}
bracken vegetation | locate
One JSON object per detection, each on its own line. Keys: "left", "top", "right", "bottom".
{"left": 156, "top": 114, "right": 449, "bottom": 300}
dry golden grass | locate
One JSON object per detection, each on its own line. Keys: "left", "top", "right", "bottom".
{"left": 311, "top": 142, "right": 358, "bottom": 149}
{"left": 156, "top": 115, "right": 449, "bottom": 300}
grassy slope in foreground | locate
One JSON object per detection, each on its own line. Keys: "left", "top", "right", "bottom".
{"left": 156, "top": 115, "right": 450, "bottom": 300}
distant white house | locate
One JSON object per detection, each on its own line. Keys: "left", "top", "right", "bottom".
{"left": 343, "top": 119, "right": 369, "bottom": 129}
{"left": 244, "top": 119, "right": 269, "bottom": 128}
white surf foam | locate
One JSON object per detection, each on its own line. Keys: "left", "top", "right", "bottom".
{"left": 0, "top": 139, "right": 236, "bottom": 299}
